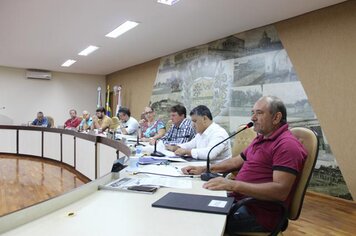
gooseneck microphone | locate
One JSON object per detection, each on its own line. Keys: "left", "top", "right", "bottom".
{"left": 201, "top": 122, "right": 254, "bottom": 181}
{"left": 151, "top": 139, "right": 165, "bottom": 157}
{"left": 135, "top": 127, "right": 146, "bottom": 147}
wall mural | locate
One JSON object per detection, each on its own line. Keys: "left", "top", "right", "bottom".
{"left": 150, "top": 25, "right": 352, "bottom": 200}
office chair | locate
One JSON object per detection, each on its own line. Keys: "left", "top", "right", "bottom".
{"left": 227, "top": 125, "right": 257, "bottom": 180}
{"left": 46, "top": 116, "right": 55, "bottom": 128}
{"left": 110, "top": 116, "right": 120, "bottom": 130}
{"left": 229, "top": 127, "right": 319, "bottom": 236}
{"left": 165, "top": 119, "right": 173, "bottom": 131}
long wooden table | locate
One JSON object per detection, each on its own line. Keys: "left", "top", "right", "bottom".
{"left": 0, "top": 164, "right": 227, "bottom": 236}
{"left": 0, "top": 125, "right": 131, "bottom": 180}
{"left": 0, "top": 126, "right": 227, "bottom": 235}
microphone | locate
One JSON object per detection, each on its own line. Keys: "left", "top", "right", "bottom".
{"left": 151, "top": 139, "right": 165, "bottom": 157}
{"left": 135, "top": 127, "right": 146, "bottom": 147}
{"left": 201, "top": 122, "right": 254, "bottom": 181}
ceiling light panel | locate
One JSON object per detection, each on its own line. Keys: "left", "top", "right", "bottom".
{"left": 78, "top": 45, "right": 99, "bottom": 56}
{"left": 61, "top": 59, "right": 76, "bottom": 67}
{"left": 157, "top": 0, "right": 180, "bottom": 6}
{"left": 105, "top": 21, "right": 139, "bottom": 38}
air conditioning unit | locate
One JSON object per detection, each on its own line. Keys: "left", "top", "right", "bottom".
{"left": 26, "top": 69, "right": 52, "bottom": 80}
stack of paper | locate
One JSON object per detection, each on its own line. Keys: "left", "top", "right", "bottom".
{"left": 100, "top": 176, "right": 192, "bottom": 190}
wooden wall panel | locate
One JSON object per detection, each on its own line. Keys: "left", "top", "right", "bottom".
{"left": 106, "top": 59, "right": 160, "bottom": 119}
{"left": 276, "top": 1, "right": 356, "bottom": 198}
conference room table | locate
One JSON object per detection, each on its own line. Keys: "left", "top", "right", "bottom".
{"left": 0, "top": 126, "right": 228, "bottom": 236}
{"left": 0, "top": 125, "right": 132, "bottom": 180}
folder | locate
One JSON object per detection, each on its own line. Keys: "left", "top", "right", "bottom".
{"left": 152, "top": 192, "right": 234, "bottom": 215}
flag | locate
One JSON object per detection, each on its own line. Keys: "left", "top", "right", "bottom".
{"left": 105, "top": 85, "right": 112, "bottom": 117}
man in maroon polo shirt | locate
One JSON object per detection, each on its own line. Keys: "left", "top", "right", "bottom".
{"left": 64, "top": 109, "right": 82, "bottom": 129}
{"left": 182, "top": 96, "right": 307, "bottom": 234}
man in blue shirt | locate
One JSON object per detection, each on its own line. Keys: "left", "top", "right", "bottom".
{"left": 31, "top": 111, "right": 49, "bottom": 127}
{"left": 78, "top": 110, "right": 93, "bottom": 131}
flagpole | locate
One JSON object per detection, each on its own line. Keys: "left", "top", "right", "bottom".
{"left": 113, "top": 85, "right": 122, "bottom": 116}
{"left": 97, "top": 86, "right": 102, "bottom": 108}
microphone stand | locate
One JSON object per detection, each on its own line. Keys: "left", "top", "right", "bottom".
{"left": 201, "top": 122, "right": 253, "bottom": 181}
{"left": 151, "top": 139, "right": 165, "bottom": 157}
{"left": 134, "top": 130, "right": 146, "bottom": 147}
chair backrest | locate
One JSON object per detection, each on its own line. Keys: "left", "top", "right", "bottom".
{"left": 232, "top": 125, "right": 257, "bottom": 157}
{"left": 46, "top": 116, "right": 55, "bottom": 128}
{"left": 289, "top": 127, "right": 319, "bottom": 220}
{"left": 110, "top": 116, "right": 120, "bottom": 130}
{"left": 165, "top": 119, "right": 173, "bottom": 131}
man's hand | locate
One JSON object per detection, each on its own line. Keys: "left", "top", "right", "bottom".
{"left": 165, "top": 144, "right": 179, "bottom": 152}
{"left": 203, "top": 177, "right": 236, "bottom": 192}
{"left": 174, "top": 148, "right": 190, "bottom": 156}
{"left": 120, "top": 127, "right": 128, "bottom": 135}
{"left": 181, "top": 165, "right": 206, "bottom": 175}
{"left": 148, "top": 138, "right": 156, "bottom": 145}
{"left": 139, "top": 119, "right": 146, "bottom": 126}
{"left": 93, "top": 120, "right": 100, "bottom": 129}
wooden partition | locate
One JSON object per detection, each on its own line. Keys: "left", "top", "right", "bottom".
{"left": 0, "top": 125, "right": 131, "bottom": 180}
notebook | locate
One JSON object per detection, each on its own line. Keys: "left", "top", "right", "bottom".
{"left": 152, "top": 192, "right": 234, "bottom": 215}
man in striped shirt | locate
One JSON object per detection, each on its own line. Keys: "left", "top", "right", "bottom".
{"left": 161, "top": 104, "right": 195, "bottom": 146}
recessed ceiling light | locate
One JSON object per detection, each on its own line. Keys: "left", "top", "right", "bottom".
{"left": 157, "top": 0, "right": 180, "bottom": 6}
{"left": 105, "top": 21, "right": 139, "bottom": 38}
{"left": 61, "top": 59, "right": 76, "bottom": 67}
{"left": 78, "top": 45, "right": 99, "bottom": 56}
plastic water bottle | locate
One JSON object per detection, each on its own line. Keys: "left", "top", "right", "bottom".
{"left": 135, "top": 145, "right": 143, "bottom": 157}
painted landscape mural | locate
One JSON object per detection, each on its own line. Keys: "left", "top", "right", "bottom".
{"left": 149, "top": 25, "right": 351, "bottom": 200}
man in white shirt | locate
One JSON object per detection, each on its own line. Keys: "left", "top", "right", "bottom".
{"left": 117, "top": 107, "right": 139, "bottom": 135}
{"left": 171, "top": 105, "right": 231, "bottom": 161}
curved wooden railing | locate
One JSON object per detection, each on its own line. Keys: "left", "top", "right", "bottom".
{"left": 0, "top": 125, "right": 131, "bottom": 180}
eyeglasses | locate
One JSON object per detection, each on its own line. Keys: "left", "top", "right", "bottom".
{"left": 144, "top": 111, "right": 153, "bottom": 115}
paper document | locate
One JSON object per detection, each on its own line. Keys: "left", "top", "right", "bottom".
{"left": 141, "top": 156, "right": 187, "bottom": 163}
{"left": 101, "top": 176, "right": 192, "bottom": 189}
{"left": 134, "top": 176, "right": 192, "bottom": 189}
{"left": 104, "top": 177, "right": 142, "bottom": 189}
{"left": 156, "top": 140, "right": 176, "bottom": 157}
{"left": 99, "top": 177, "right": 158, "bottom": 194}
{"left": 141, "top": 140, "right": 177, "bottom": 157}
{"left": 130, "top": 164, "right": 184, "bottom": 177}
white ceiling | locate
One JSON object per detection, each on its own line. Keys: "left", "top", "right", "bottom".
{"left": 0, "top": 0, "right": 346, "bottom": 75}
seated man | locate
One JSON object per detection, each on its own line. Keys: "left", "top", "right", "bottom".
{"left": 117, "top": 107, "right": 139, "bottom": 135}
{"left": 182, "top": 96, "right": 307, "bottom": 234}
{"left": 168, "top": 105, "right": 231, "bottom": 161}
{"left": 64, "top": 109, "right": 81, "bottom": 129}
{"left": 161, "top": 104, "right": 195, "bottom": 145}
{"left": 92, "top": 107, "right": 112, "bottom": 132}
{"left": 31, "top": 111, "right": 49, "bottom": 127}
{"left": 78, "top": 110, "right": 93, "bottom": 131}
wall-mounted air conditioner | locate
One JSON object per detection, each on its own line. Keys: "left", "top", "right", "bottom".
{"left": 26, "top": 69, "right": 52, "bottom": 80}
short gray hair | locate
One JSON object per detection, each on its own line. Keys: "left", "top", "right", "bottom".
{"left": 263, "top": 96, "right": 287, "bottom": 123}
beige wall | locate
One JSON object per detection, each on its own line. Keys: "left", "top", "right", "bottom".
{"left": 276, "top": 1, "right": 356, "bottom": 198}
{"left": 106, "top": 59, "right": 160, "bottom": 119}
{"left": 0, "top": 66, "right": 106, "bottom": 126}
